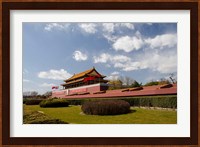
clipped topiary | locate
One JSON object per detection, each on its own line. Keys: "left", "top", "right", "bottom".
{"left": 81, "top": 100, "right": 130, "bottom": 115}
{"left": 39, "top": 98, "right": 69, "bottom": 108}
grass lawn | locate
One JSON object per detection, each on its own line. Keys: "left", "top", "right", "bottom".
{"left": 23, "top": 105, "right": 177, "bottom": 124}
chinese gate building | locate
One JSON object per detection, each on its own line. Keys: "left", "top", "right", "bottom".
{"left": 51, "top": 67, "right": 177, "bottom": 98}
{"left": 60, "top": 67, "right": 108, "bottom": 96}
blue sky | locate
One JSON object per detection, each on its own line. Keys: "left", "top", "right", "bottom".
{"left": 23, "top": 22, "right": 177, "bottom": 94}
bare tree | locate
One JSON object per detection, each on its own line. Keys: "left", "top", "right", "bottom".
{"left": 108, "top": 78, "right": 123, "bottom": 90}
{"left": 124, "top": 76, "right": 134, "bottom": 87}
{"left": 31, "top": 91, "right": 38, "bottom": 97}
{"left": 23, "top": 91, "right": 38, "bottom": 98}
{"left": 44, "top": 91, "right": 52, "bottom": 97}
{"left": 118, "top": 76, "right": 125, "bottom": 85}
{"left": 169, "top": 73, "right": 176, "bottom": 84}
{"left": 118, "top": 76, "right": 135, "bottom": 88}
{"left": 131, "top": 80, "right": 142, "bottom": 87}
{"left": 159, "top": 78, "right": 170, "bottom": 85}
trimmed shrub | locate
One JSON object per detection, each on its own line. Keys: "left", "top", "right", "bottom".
{"left": 81, "top": 100, "right": 130, "bottom": 115}
{"left": 25, "top": 99, "right": 43, "bottom": 105}
{"left": 121, "top": 96, "right": 177, "bottom": 108}
{"left": 39, "top": 98, "right": 69, "bottom": 108}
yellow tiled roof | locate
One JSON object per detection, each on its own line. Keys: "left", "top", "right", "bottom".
{"left": 61, "top": 78, "right": 84, "bottom": 86}
{"left": 64, "top": 67, "right": 104, "bottom": 82}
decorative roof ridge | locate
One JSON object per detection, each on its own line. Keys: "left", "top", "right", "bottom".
{"left": 64, "top": 67, "right": 101, "bottom": 82}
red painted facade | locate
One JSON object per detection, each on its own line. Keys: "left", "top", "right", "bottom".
{"left": 52, "top": 84, "right": 177, "bottom": 99}
{"left": 52, "top": 83, "right": 108, "bottom": 97}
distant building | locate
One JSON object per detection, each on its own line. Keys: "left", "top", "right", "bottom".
{"left": 60, "top": 67, "right": 108, "bottom": 95}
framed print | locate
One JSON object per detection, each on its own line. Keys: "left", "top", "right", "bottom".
{"left": 2, "top": 1, "right": 198, "bottom": 145}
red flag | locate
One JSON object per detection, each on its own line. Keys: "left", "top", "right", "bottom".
{"left": 52, "top": 86, "right": 58, "bottom": 89}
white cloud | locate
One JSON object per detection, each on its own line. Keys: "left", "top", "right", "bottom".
{"left": 93, "top": 53, "right": 131, "bottom": 64}
{"left": 94, "top": 49, "right": 177, "bottom": 74}
{"left": 79, "top": 23, "right": 97, "bottom": 34}
{"left": 145, "top": 34, "right": 177, "bottom": 49}
{"left": 135, "top": 31, "right": 142, "bottom": 38}
{"left": 102, "top": 23, "right": 134, "bottom": 43}
{"left": 111, "top": 71, "right": 119, "bottom": 75}
{"left": 116, "top": 54, "right": 176, "bottom": 73}
{"left": 120, "top": 51, "right": 177, "bottom": 73}
{"left": 112, "top": 55, "right": 131, "bottom": 63}
{"left": 119, "top": 23, "right": 134, "bottom": 30}
{"left": 94, "top": 53, "right": 140, "bottom": 71}
{"left": 38, "top": 69, "right": 72, "bottom": 80}
{"left": 73, "top": 50, "right": 88, "bottom": 61}
{"left": 106, "top": 33, "right": 176, "bottom": 53}
{"left": 111, "top": 33, "right": 176, "bottom": 53}
{"left": 102, "top": 23, "right": 115, "bottom": 33}
{"left": 113, "top": 62, "right": 124, "bottom": 68}
{"left": 102, "top": 23, "right": 134, "bottom": 34}
{"left": 113, "top": 36, "right": 144, "bottom": 52}
{"left": 143, "top": 52, "right": 177, "bottom": 73}
{"left": 113, "top": 61, "right": 144, "bottom": 71}
{"left": 103, "top": 34, "right": 117, "bottom": 42}
{"left": 120, "top": 62, "right": 142, "bottom": 71}
{"left": 106, "top": 71, "right": 120, "bottom": 80}
{"left": 40, "top": 83, "right": 55, "bottom": 87}
{"left": 44, "top": 23, "right": 69, "bottom": 31}
{"left": 93, "top": 53, "right": 111, "bottom": 63}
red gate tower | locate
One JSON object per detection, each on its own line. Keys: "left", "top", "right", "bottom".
{"left": 61, "top": 67, "right": 108, "bottom": 96}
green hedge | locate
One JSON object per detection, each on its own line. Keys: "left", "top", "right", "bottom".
{"left": 67, "top": 99, "right": 95, "bottom": 105}
{"left": 39, "top": 98, "right": 69, "bottom": 108}
{"left": 23, "top": 98, "right": 28, "bottom": 104}
{"left": 65, "top": 95, "right": 177, "bottom": 108}
{"left": 67, "top": 99, "right": 85, "bottom": 105}
{"left": 25, "top": 99, "right": 44, "bottom": 105}
{"left": 121, "top": 96, "right": 177, "bottom": 108}
{"left": 81, "top": 100, "right": 130, "bottom": 115}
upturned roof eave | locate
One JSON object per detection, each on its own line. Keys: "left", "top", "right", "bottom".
{"left": 64, "top": 67, "right": 105, "bottom": 82}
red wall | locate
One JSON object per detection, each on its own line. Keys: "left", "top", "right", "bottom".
{"left": 69, "top": 85, "right": 103, "bottom": 95}
{"left": 52, "top": 84, "right": 108, "bottom": 97}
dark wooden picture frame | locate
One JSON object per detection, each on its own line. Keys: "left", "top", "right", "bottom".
{"left": 2, "top": 2, "right": 198, "bottom": 145}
